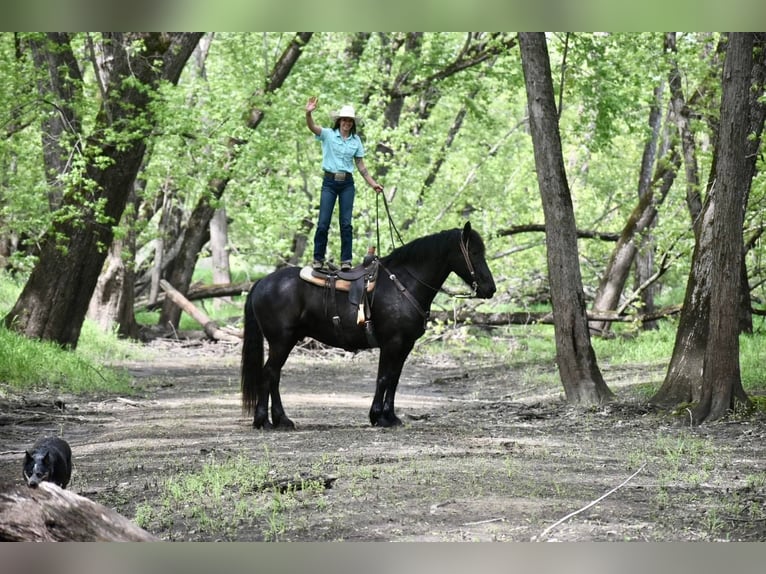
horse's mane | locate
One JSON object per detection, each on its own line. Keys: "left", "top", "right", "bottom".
{"left": 382, "top": 226, "right": 484, "bottom": 264}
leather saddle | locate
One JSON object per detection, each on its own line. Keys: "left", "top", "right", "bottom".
{"left": 299, "top": 262, "right": 377, "bottom": 300}
{"left": 299, "top": 258, "right": 379, "bottom": 346}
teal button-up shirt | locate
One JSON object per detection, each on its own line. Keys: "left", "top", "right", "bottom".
{"left": 317, "top": 128, "right": 365, "bottom": 173}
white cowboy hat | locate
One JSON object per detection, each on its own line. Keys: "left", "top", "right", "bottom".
{"left": 330, "top": 104, "right": 361, "bottom": 123}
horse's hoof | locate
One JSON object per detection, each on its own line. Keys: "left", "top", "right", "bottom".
{"left": 253, "top": 418, "right": 272, "bottom": 429}
{"left": 274, "top": 417, "right": 296, "bottom": 430}
{"left": 371, "top": 413, "right": 402, "bottom": 427}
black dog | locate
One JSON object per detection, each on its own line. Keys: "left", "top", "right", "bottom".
{"left": 23, "top": 436, "right": 72, "bottom": 489}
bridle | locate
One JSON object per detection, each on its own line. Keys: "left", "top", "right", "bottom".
{"left": 374, "top": 193, "right": 481, "bottom": 326}
{"left": 455, "top": 232, "right": 478, "bottom": 298}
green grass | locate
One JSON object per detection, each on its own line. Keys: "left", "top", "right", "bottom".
{"left": 591, "top": 321, "right": 677, "bottom": 366}
{"left": 740, "top": 332, "right": 766, "bottom": 392}
{"left": 0, "top": 271, "right": 138, "bottom": 396}
{"left": 136, "top": 449, "right": 328, "bottom": 541}
{"left": 0, "top": 324, "right": 136, "bottom": 396}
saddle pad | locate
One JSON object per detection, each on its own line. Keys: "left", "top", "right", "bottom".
{"left": 299, "top": 266, "right": 376, "bottom": 293}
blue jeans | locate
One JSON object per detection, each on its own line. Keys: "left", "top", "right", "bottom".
{"left": 313, "top": 174, "right": 355, "bottom": 263}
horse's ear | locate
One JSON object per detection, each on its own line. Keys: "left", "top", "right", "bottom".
{"left": 462, "top": 221, "right": 472, "bottom": 241}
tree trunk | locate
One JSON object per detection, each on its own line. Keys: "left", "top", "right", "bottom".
{"left": 634, "top": 82, "right": 668, "bottom": 331}
{"left": 197, "top": 35, "right": 232, "bottom": 308}
{"left": 3, "top": 33, "right": 202, "bottom": 348}
{"left": 667, "top": 32, "right": 705, "bottom": 232}
{"left": 651, "top": 201, "right": 714, "bottom": 406}
{"left": 589, "top": 77, "right": 677, "bottom": 335}
{"left": 693, "top": 33, "right": 754, "bottom": 423}
{"left": 210, "top": 207, "right": 232, "bottom": 308}
{"left": 86, "top": 239, "right": 126, "bottom": 332}
{"left": 519, "top": 32, "right": 613, "bottom": 405}
{"left": 87, "top": 179, "right": 142, "bottom": 339}
{"left": 159, "top": 32, "right": 313, "bottom": 329}
{"left": 158, "top": 184, "right": 216, "bottom": 328}
{"left": 149, "top": 180, "right": 183, "bottom": 304}
{"left": 737, "top": 32, "right": 766, "bottom": 334}
{"left": 653, "top": 33, "right": 765, "bottom": 417}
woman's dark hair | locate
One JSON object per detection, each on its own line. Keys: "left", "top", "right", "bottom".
{"left": 333, "top": 118, "right": 357, "bottom": 135}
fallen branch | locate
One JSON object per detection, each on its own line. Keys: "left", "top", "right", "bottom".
{"left": 136, "top": 280, "right": 254, "bottom": 311}
{"left": 430, "top": 305, "right": 681, "bottom": 326}
{"left": 159, "top": 279, "right": 241, "bottom": 343}
{"left": 0, "top": 481, "right": 157, "bottom": 541}
{"left": 497, "top": 223, "right": 620, "bottom": 242}
{"left": 462, "top": 517, "right": 505, "bottom": 526}
{"left": 533, "top": 463, "right": 647, "bottom": 541}
{"left": 262, "top": 474, "right": 337, "bottom": 493}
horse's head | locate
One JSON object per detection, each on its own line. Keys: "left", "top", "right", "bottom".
{"left": 452, "top": 222, "right": 496, "bottom": 299}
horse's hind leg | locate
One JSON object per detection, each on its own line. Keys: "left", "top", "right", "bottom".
{"left": 253, "top": 372, "right": 271, "bottom": 429}
{"left": 264, "top": 341, "right": 296, "bottom": 429}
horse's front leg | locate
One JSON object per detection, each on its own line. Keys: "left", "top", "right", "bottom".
{"left": 369, "top": 342, "right": 413, "bottom": 427}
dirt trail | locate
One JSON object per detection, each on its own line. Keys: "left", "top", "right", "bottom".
{"left": 2, "top": 339, "right": 765, "bottom": 541}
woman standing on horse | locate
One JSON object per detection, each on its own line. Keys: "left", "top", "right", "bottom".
{"left": 305, "top": 96, "right": 383, "bottom": 271}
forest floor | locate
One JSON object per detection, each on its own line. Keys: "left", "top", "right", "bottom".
{"left": 2, "top": 335, "right": 766, "bottom": 542}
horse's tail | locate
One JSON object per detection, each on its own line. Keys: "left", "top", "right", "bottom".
{"left": 241, "top": 282, "right": 263, "bottom": 416}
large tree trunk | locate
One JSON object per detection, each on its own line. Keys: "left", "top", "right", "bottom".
{"left": 651, "top": 200, "right": 714, "bottom": 406}
{"left": 693, "top": 33, "right": 754, "bottom": 423}
{"left": 738, "top": 32, "right": 766, "bottom": 333}
{"left": 3, "top": 33, "right": 202, "bottom": 348}
{"left": 652, "top": 33, "right": 765, "bottom": 414}
{"left": 519, "top": 32, "right": 613, "bottom": 405}
{"left": 159, "top": 32, "right": 313, "bottom": 329}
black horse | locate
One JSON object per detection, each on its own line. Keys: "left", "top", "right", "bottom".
{"left": 241, "top": 221, "right": 496, "bottom": 428}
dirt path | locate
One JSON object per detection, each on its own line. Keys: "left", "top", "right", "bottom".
{"left": 2, "top": 339, "right": 766, "bottom": 541}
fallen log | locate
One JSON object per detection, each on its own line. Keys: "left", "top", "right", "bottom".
{"left": 136, "top": 280, "right": 254, "bottom": 311}
{"left": 0, "top": 481, "right": 157, "bottom": 541}
{"left": 430, "top": 304, "right": 681, "bottom": 326}
{"left": 159, "top": 279, "right": 241, "bottom": 343}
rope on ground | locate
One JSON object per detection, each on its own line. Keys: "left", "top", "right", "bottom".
{"left": 533, "top": 462, "right": 647, "bottom": 541}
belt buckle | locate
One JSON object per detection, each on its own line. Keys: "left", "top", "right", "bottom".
{"left": 334, "top": 172, "right": 346, "bottom": 181}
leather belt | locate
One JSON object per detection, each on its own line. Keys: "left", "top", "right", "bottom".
{"left": 324, "top": 170, "right": 350, "bottom": 181}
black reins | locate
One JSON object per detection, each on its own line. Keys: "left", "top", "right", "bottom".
{"left": 376, "top": 191, "right": 404, "bottom": 256}
{"left": 374, "top": 191, "right": 479, "bottom": 315}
